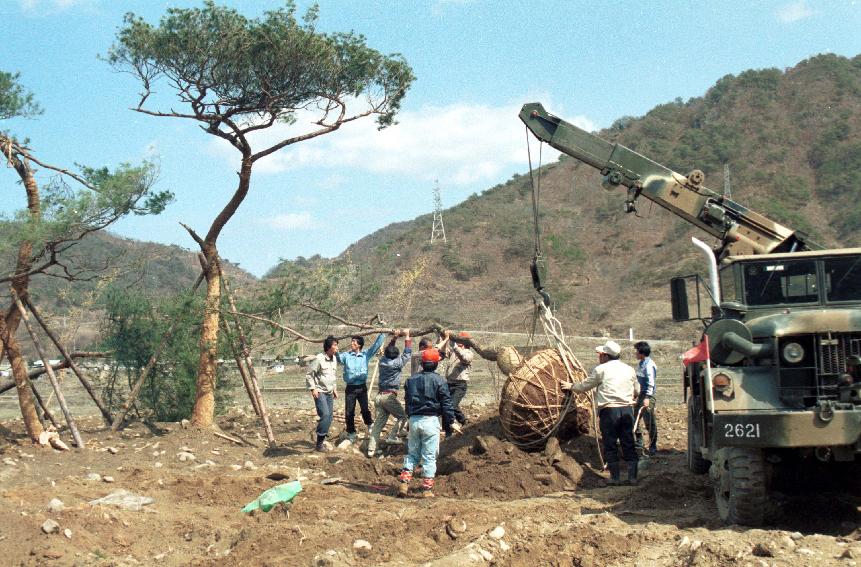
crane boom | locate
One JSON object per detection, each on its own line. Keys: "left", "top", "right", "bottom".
{"left": 519, "top": 103, "right": 815, "bottom": 259}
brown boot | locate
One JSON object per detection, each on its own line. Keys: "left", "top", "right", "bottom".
{"left": 397, "top": 469, "right": 412, "bottom": 498}
{"left": 421, "top": 478, "right": 435, "bottom": 498}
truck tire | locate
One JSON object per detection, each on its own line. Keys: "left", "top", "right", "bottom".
{"left": 686, "top": 399, "right": 709, "bottom": 475}
{"left": 711, "top": 448, "right": 767, "bottom": 526}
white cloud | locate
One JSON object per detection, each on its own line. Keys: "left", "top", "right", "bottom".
{"left": 208, "top": 101, "right": 596, "bottom": 188}
{"left": 776, "top": 1, "right": 814, "bottom": 23}
{"left": 260, "top": 212, "right": 316, "bottom": 231}
{"left": 19, "top": 0, "right": 93, "bottom": 13}
{"left": 314, "top": 174, "right": 348, "bottom": 190}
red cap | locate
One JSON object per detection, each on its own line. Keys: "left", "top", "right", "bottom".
{"left": 457, "top": 331, "right": 471, "bottom": 348}
{"left": 421, "top": 348, "right": 441, "bottom": 363}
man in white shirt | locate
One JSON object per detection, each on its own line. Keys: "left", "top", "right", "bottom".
{"left": 568, "top": 340, "right": 640, "bottom": 486}
{"left": 306, "top": 335, "right": 339, "bottom": 452}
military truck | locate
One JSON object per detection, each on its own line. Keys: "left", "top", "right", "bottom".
{"left": 520, "top": 103, "right": 861, "bottom": 526}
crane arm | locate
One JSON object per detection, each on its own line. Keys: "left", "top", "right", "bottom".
{"left": 519, "top": 103, "right": 814, "bottom": 259}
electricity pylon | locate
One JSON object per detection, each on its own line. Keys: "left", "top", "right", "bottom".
{"left": 430, "top": 180, "right": 447, "bottom": 244}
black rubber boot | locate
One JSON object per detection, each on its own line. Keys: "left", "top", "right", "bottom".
{"left": 606, "top": 462, "right": 621, "bottom": 486}
{"left": 626, "top": 460, "right": 639, "bottom": 485}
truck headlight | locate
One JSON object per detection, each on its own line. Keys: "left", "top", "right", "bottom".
{"left": 782, "top": 342, "right": 805, "bottom": 364}
{"left": 712, "top": 372, "right": 733, "bottom": 396}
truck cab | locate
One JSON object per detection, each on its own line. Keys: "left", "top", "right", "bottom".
{"left": 677, "top": 248, "right": 861, "bottom": 525}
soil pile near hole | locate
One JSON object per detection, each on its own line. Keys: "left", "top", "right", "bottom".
{"left": 305, "top": 408, "right": 606, "bottom": 499}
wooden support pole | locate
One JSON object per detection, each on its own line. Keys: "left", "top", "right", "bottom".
{"left": 220, "top": 267, "right": 277, "bottom": 449}
{"left": 23, "top": 297, "right": 112, "bottom": 425}
{"left": 0, "top": 353, "right": 109, "bottom": 395}
{"left": 29, "top": 380, "right": 60, "bottom": 429}
{"left": 11, "top": 290, "right": 84, "bottom": 449}
{"left": 219, "top": 317, "right": 262, "bottom": 418}
{"left": 111, "top": 273, "right": 205, "bottom": 432}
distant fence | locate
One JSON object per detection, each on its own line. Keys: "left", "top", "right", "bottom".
{"left": 0, "top": 332, "right": 690, "bottom": 420}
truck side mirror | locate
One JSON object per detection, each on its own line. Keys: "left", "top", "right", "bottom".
{"left": 671, "top": 277, "right": 691, "bottom": 321}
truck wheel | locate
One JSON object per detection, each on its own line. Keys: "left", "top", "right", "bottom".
{"left": 711, "top": 448, "right": 767, "bottom": 526}
{"left": 686, "top": 399, "right": 709, "bottom": 475}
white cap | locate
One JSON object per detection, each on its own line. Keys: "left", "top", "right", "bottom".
{"left": 595, "top": 340, "right": 621, "bottom": 357}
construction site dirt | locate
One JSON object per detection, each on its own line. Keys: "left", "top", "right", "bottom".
{"left": 2, "top": 395, "right": 861, "bottom": 566}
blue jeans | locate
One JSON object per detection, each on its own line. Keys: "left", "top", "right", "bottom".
{"left": 403, "top": 415, "right": 441, "bottom": 478}
{"left": 314, "top": 392, "right": 334, "bottom": 439}
{"left": 635, "top": 396, "right": 658, "bottom": 452}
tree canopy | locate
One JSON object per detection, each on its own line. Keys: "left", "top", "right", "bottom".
{"left": 108, "top": 0, "right": 415, "bottom": 161}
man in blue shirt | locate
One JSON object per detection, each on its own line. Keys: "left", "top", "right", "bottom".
{"left": 338, "top": 333, "right": 386, "bottom": 442}
{"left": 634, "top": 340, "right": 659, "bottom": 456}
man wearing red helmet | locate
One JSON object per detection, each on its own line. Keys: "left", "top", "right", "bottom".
{"left": 397, "top": 347, "right": 460, "bottom": 498}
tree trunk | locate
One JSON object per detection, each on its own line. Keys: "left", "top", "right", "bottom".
{"left": 0, "top": 317, "right": 43, "bottom": 442}
{"left": 190, "top": 157, "right": 253, "bottom": 427}
{"left": 0, "top": 152, "right": 43, "bottom": 441}
{"left": 190, "top": 245, "right": 221, "bottom": 426}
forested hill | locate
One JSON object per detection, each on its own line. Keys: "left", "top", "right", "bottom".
{"left": 26, "top": 232, "right": 254, "bottom": 315}
{"left": 268, "top": 53, "right": 861, "bottom": 341}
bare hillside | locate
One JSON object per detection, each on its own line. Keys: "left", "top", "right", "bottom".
{"left": 266, "top": 53, "right": 860, "bottom": 341}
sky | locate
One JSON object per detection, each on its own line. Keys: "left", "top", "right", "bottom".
{"left": 2, "top": 0, "right": 860, "bottom": 277}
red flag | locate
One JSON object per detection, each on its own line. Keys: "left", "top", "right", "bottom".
{"left": 683, "top": 336, "right": 710, "bottom": 367}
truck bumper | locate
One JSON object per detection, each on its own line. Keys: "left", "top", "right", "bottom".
{"left": 712, "top": 409, "right": 861, "bottom": 448}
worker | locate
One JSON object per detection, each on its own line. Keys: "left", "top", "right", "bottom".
{"left": 337, "top": 333, "right": 386, "bottom": 443}
{"left": 367, "top": 329, "right": 412, "bottom": 457}
{"left": 440, "top": 330, "right": 474, "bottom": 426}
{"left": 397, "top": 348, "right": 460, "bottom": 498}
{"left": 565, "top": 340, "right": 640, "bottom": 486}
{"left": 305, "top": 335, "right": 339, "bottom": 452}
{"left": 634, "top": 341, "right": 658, "bottom": 457}
{"left": 410, "top": 337, "right": 434, "bottom": 376}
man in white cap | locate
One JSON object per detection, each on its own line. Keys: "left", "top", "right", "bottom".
{"left": 566, "top": 340, "right": 640, "bottom": 486}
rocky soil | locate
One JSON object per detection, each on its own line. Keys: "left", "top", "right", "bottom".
{"left": 1, "top": 402, "right": 860, "bottom": 566}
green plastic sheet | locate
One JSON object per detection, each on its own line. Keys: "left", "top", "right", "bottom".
{"left": 241, "top": 480, "right": 302, "bottom": 513}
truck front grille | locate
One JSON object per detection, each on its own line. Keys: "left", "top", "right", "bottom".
{"left": 816, "top": 332, "right": 861, "bottom": 377}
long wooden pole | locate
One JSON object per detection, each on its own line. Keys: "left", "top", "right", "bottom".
{"left": 29, "top": 380, "right": 60, "bottom": 429}
{"left": 111, "top": 273, "right": 205, "bottom": 431}
{"left": 11, "top": 290, "right": 84, "bottom": 448}
{"left": 220, "top": 266, "right": 276, "bottom": 448}
{"left": 0, "top": 353, "right": 109, "bottom": 395}
{"left": 218, "top": 317, "right": 262, "bottom": 418}
{"left": 23, "top": 297, "right": 112, "bottom": 425}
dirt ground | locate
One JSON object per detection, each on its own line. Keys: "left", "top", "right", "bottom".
{"left": 2, "top": 401, "right": 861, "bottom": 566}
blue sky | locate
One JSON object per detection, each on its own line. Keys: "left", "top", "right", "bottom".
{"left": 2, "top": 0, "right": 859, "bottom": 277}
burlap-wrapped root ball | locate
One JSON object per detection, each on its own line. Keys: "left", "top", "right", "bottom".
{"left": 498, "top": 348, "right": 588, "bottom": 448}
{"left": 496, "top": 346, "right": 524, "bottom": 375}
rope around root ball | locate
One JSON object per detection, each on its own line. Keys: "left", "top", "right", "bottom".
{"left": 498, "top": 300, "right": 600, "bottom": 462}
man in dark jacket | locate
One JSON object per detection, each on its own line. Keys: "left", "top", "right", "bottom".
{"left": 398, "top": 348, "right": 460, "bottom": 498}
{"left": 367, "top": 329, "right": 412, "bottom": 457}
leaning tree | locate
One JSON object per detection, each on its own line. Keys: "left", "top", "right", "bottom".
{"left": 1, "top": 70, "right": 172, "bottom": 442}
{"left": 108, "top": 1, "right": 414, "bottom": 427}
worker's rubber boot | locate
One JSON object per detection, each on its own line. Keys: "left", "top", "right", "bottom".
{"left": 421, "top": 478, "right": 435, "bottom": 498}
{"left": 626, "top": 461, "right": 639, "bottom": 486}
{"left": 606, "top": 462, "right": 621, "bottom": 486}
{"left": 397, "top": 469, "right": 412, "bottom": 498}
